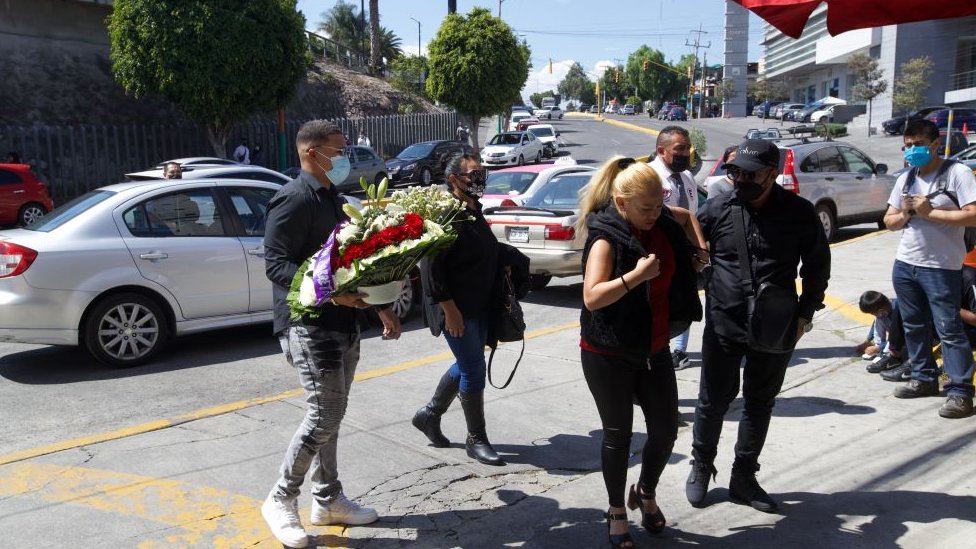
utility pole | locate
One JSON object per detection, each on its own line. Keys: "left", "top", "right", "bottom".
{"left": 699, "top": 51, "right": 707, "bottom": 119}
{"left": 685, "top": 24, "right": 710, "bottom": 117}
{"left": 360, "top": 0, "right": 366, "bottom": 52}
{"left": 410, "top": 17, "right": 421, "bottom": 58}
{"left": 498, "top": 0, "right": 504, "bottom": 17}
{"left": 448, "top": 0, "right": 456, "bottom": 13}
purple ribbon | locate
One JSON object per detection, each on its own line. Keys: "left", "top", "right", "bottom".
{"left": 311, "top": 224, "right": 341, "bottom": 305}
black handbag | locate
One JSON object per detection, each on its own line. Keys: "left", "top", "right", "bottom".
{"left": 488, "top": 272, "right": 525, "bottom": 389}
{"left": 731, "top": 205, "right": 798, "bottom": 354}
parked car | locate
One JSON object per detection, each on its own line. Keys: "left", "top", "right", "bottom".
{"left": 933, "top": 129, "right": 970, "bottom": 160}
{"left": 795, "top": 97, "right": 846, "bottom": 123}
{"left": 533, "top": 106, "right": 564, "bottom": 120}
{"left": 744, "top": 128, "right": 784, "bottom": 140}
{"left": 525, "top": 124, "right": 562, "bottom": 158}
{"left": 950, "top": 143, "right": 976, "bottom": 174}
{"left": 809, "top": 104, "right": 844, "bottom": 124}
{"left": 588, "top": 105, "right": 599, "bottom": 113}
{"left": 480, "top": 164, "right": 595, "bottom": 207}
{"left": 484, "top": 171, "right": 593, "bottom": 290}
{"left": 881, "top": 106, "right": 949, "bottom": 135}
{"left": 480, "top": 131, "right": 546, "bottom": 168}
{"left": 773, "top": 103, "right": 806, "bottom": 120}
{"left": 153, "top": 157, "right": 241, "bottom": 169}
{"left": 515, "top": 116, "right": 542, "bottom": 132}
{"left": 924, "top": 108, "right": 976, "bottom": 131}
{"left": 0, "top": 163, "right": 55, "bottom": 227}
{"left": 667, "top": 106, "right": 688, "bottom": 121}
{"left": 385, "top": 140, "right": 472, "bottom": 186}
{"left": 622, "top": 104, "right": 636, "bottom": 115}
{"left": 578, "top": 104, "right": 591, "bottom": 112}
{"left": 752, "top": 101, "right": 785, "bottom": 118}
{"left": 126, "top": 165, "right": 291, "bottom": 185}
{"left": 774, "top": 140, "right": 896, "bottom": 241}
{"left": 509, "top": 112, "right": 534, "bottom": 131}
{"left": 656, "top": 105, "right": 671, "bottom": 119}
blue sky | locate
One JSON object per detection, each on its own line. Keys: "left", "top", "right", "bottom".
{"left": 295, "top": 0, "right": 767, "bottom": 99}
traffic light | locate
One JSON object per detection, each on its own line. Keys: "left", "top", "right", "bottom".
{"left": 642, "top": 59, "right": 649, "bottom": 71}
{"left": 615, "top": 70, "right": 619, "bottom": 83}
{"left": 548, "top": 58, "right": 553, "bottom": 74}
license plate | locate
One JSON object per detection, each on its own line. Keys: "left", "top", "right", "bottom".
{"left": 508, "top": 227, "right": 529, "bottom": 243}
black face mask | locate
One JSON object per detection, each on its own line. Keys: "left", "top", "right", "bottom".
{"left": 734, "top": 180, "right": 765, "bottom": 202}
{"left": 668, "top": 154, "right": 691, "bottom": 173}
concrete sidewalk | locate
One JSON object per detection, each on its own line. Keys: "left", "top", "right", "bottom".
{"left": 3, "top": 230, "right": 976, "bottom": 548}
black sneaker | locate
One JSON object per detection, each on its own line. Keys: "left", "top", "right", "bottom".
{"left": 685, "top": 460, "right": 716, "bottom": 507}
{"left": 672, "top": 350, "right": 691, "bottom": 371}
{"left": 866, "top": 353, "right": 901, "bottom": 374}
{"left": 880, "top": 363, "right": 911, "bottom": 382}
{"left": 729, "top": 469, "right": 778, "bottom": 513}
{"left": 893, "top": 379, "right": 940, "bottom": 399}
{"left": 939, "top": 395, "right": 974, "bottom": 419}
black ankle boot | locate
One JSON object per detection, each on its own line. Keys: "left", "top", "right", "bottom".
{"left": 729, "top": 462, "right": 778, "bottom": 513}
{"left": 412, "top": 371, "right": 459, "bottom": 447}
{"left": 459, "top": 391, "right": 505, "bottom": 466}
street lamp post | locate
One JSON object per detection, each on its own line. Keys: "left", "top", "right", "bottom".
{"left": 409, "top": 17, "right": 421, "bottom": 58}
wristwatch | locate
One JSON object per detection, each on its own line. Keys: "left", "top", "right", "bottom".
{"left": 798, "top": 317, "right": 813, "bottom": 333}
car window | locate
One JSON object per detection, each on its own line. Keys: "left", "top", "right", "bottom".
{"left": 25, "top": 190, "right": 114, "bottom": 233}
{"left": 398, "top": 143, "right": 434, "bottom": 159}
{"left": 813, "top": 147, "right": 846, "bottom": 172}
{"left": 527, "top": 174, "right": 591, "bottom": 208}
{"left": 839, "top": 147, "right": 874, "bottom": 174}
{"left": 0, "top": 168, "right": 22, "bottom": 184}
{"left": 126, "top": 189, "right": 224, "bottom": 237}
{"left": 485, "top": 172, "right": 539, "bottom": 194}
{"left": 529, "top": 127, "right": 553, "bottom": 137}
{"left": 798, "top": 150, "right": 819, "bottom": 173}
{"left": 226, "top": 186, "right": 276, "bottom": 236}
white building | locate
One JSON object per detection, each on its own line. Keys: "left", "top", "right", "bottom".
{"left": 760, "top": 6, "right": 976, "bottom": 130}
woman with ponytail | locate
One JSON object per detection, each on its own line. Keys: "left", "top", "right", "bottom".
{"left": 577, "top": 156, "right": 704, "bottom": 547}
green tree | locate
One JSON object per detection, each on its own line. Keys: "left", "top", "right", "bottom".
{"left": 426, "top": 8, "right": 530, "bottom": 149}
{"left": 892, "top": 56, "right": 934, "bottom": 116}
{"left": 849, "top": 53, "right": 888, "bottom": 136}
{"left": 390, "top": 55, "right": 429, "bottom": 100}
{"left": 108, "top": 0, "right": 308, "bottom": 157}
{"left": 319, "top": 0, "right": 401, "bottom": 68}
{"left": 529, "top": 91, "right": 558, "bottom": 108}
{"left": 599, "top": 66, "right": 628, "bottom": 105}
{"left": 557, "top": 62, "right": 595, "bottom": 104}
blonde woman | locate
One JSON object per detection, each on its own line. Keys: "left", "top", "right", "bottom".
{"left": 577, "top": 157, "right": 704, "bottom": 547}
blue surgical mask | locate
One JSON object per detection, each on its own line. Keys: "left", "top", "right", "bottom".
{"left": 903, "top": 145, "right": 933, "bottom": 168}
{"left": 315, "top": 154, "right": 350, "bottom": 185}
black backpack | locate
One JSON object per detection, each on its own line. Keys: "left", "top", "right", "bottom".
{"left": 902, "top": 159, "right": 976, "bottom": 251}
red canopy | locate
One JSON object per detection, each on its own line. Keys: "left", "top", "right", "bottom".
{"left": 733, "top": 0, "right": 976, "bottom": 39}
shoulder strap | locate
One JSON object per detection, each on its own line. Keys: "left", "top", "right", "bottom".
{"left": 730, "top": 205, "right": 756, "bottom": 297}
{"left": 923, "top": 159, "right": 960, "bottom": 207}
{"left": 487, "top": 339, "right": 523, "bottom": 389}
{"left": 901, "top": 167, "right": 918, "bottom": 195}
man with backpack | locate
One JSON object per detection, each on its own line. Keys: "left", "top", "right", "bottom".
{"left": 883, "top": 118, "right": 976, "bottom": 419}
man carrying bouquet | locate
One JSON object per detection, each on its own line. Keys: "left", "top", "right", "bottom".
{"left": 261, "top": 120, "right": 401, "bottom": 548}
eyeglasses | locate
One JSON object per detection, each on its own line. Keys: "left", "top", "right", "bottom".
{"left": 726, "top": 167, "right": 760, "bottom": 181}
{"left": 616, "top": 157, "right": 637, "bottom": 169}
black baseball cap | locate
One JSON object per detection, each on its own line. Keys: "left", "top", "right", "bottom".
{"left": 722, "top": 139, "right": 780, "bottom": 172}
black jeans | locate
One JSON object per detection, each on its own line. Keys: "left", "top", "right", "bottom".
{"left": 581, "top": 348, "right": 677, "bottom": 508}
{"left": 691, "top": 324, "right": 791, "bottom": 469}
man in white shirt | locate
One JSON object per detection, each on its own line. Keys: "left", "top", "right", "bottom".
{"left": 357, "top": 133, "right": 371, "bottom": 148}
{"left": 234, "top": 138, "right": 251, "bottom": 165}
{"left": 649, "top": 125, "right": 699, "bottom": 370}
{"left": 883, "top": 118, "right": 976, "bottom": 419}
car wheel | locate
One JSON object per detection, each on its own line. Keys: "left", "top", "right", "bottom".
{"left": 530, "top": 274, "right": 552, "bottom": 291}
{"left": 819, "top": 116, "right": 828, "bottom": 123}
{"left": 84, "top": 292, "right": 169, "bottom": 367}
{"left": 535, "top": 150, "right": 543, "bottom": 164}
{"left": 17, "top": 202, "right": 47, "bottom": 226}
{"left": 816, "top": 203, "right": 837, "bottom": 242}
{"left": 375, "top": 172, "right": 388, "bottom": 186}
{"left": 420, "top": 167, "right": 432, "bottom": 186}
{"left": 517, "top": 154, "right": 525, "bottom": 166}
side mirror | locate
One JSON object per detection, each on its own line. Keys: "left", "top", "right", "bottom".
{"left": 875, "top": 163, "right": 888, "bottom": 175}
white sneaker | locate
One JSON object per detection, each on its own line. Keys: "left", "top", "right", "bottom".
{"left": 310, "top": 493, "right": 379, "bottom": 525}
{"left": 261, "top": 494, "right": 308, "bottom": 548}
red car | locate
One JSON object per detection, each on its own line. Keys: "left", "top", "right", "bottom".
{"left": 0, "top": 163, "right": 55, "bottom": 226}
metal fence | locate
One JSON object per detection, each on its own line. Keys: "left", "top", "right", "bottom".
{"left": 0, "top": 111, "right": 458, "bottom": 202}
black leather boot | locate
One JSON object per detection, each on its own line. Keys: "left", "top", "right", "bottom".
{"left": 412, "top": 371, "right": 459, "bottom": 447}
{"left": 729, "top": 461, "right": 778, "bottom": 513}
{"left": 459, "top": 391, "right": 505, "bottom": 466}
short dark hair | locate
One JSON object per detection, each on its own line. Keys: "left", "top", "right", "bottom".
{"left": 656, "top": 125, "right": 690, "bottom": 149}
{"left": 444, "top": 152, "right": 481, "bottom": 178}
{"left": 163, "top": 162, "right": 181, "bottom": 171}
{"left": 859, "top": 290, "right": 891, "bottom": 314}
{"left": 904, "top": 119, "right": 939, "bottom": 142}
{"left": 296, "top": 120, "right": 343, "bottom": 149}
{"left": 721, "top": 145, "right": 738, "bottom": 163}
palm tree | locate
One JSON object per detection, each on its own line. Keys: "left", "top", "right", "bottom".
{"left": 318, "top": 0, "right": 364, "bottom": 51}
{"left": 369, "top": 0, "right": 381, "bottom": 73}
{"left": 377, "top": 26, "right": 403, "bottom": 65}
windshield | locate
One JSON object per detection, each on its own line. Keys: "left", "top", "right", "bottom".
{"left": 485, "top": 171, "right": 539, "bottom": 194}
{"left": 489, "top": 133, "right": 523, "bottom": 146}
{"left": 397, "top": 143, "right": 434, "bottom": 159}
{"left": 25, "top": 190, "right": 115, "bottom": 232}
{"left": 526, "top": 174, "right": 591, "bottom": 208}
{"left": 528, "top": 127, "right": 553, "bottom": 137}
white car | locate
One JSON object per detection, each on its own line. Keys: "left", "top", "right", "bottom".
{"left": 525, "top": 124, "right": 562, "bottom": 158}
{"left": 509, "top": 111, "right": 534, "bottom": 131}
{"left": 125, "top": 165, "right": 291, "bottom": 184}
{"left": 533, "top": 106, "right": 564, "bottom": 120}
{"left": 810, "top": 104, "right": 842, "bottom": 123}
{"left": 480, "top": 131, "right": 546, "bottom": 168}
{"left": 480, "top": 164, "right": 595, "bottom": 208}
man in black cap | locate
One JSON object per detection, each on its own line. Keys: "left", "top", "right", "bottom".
{"left": 685, "top": 139, "right": 830, "bottom": 513}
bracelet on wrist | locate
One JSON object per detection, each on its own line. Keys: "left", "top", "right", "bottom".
{"left": 620, "top": 275, "right": 631, "bottom": 292}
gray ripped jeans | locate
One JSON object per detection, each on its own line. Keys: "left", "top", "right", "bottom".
{"left": 272, "top": 324, "right": 360, "bottom": 504}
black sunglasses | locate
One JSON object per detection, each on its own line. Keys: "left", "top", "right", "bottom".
{"left": 726, "top": 166, "right": 761, "bottom": 181}
{"left": 458, "top": 169, "right": 487, "bottom": 183}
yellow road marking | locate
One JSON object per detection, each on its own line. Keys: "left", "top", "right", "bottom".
{"left": 0, "top": 462, "right": 344, "bottom": 548}
{"left": 595, "top": 116, "right": 660, "bottom": 136}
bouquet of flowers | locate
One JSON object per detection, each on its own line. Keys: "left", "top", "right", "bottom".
{"left": 287, "top": 177, "right": 469, "bottom": 319}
